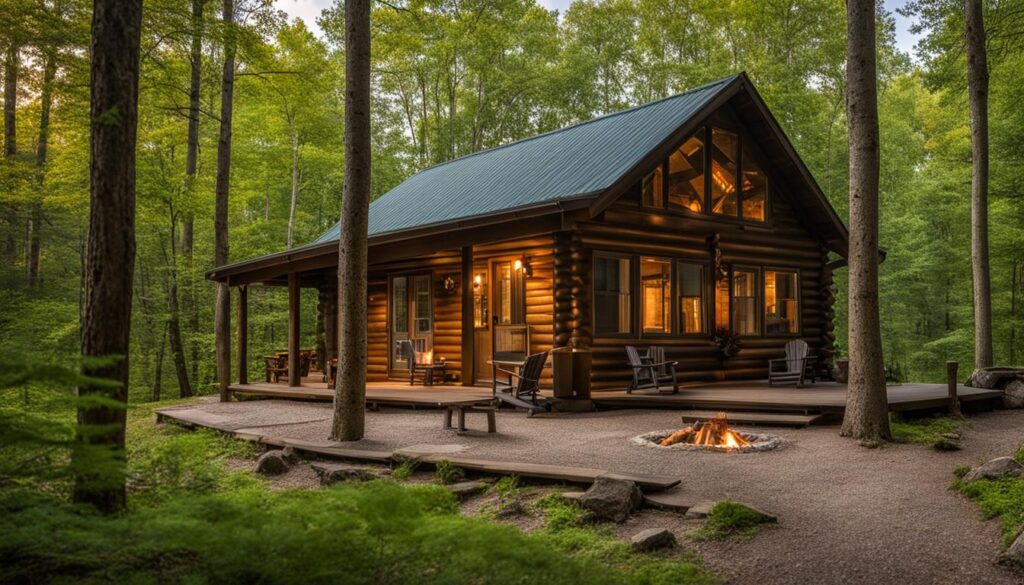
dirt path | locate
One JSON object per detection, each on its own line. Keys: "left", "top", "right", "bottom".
{"left": 165, "top": 399, "right": 1024, "bottom": 584}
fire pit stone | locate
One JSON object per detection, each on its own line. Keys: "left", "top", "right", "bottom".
{"left": 632, "top": 414, "right": 785, "bottom": 453}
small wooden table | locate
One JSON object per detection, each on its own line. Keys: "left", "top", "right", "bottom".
{"left": 443, "top": 400, "right": 497, "bottom": 434}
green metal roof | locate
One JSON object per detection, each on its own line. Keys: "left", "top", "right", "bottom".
{"left": 315, "top": 74, "right": 739, "bottom": 243}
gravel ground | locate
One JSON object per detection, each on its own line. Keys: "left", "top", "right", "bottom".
{"left": 162, "top": 399, "right": 1024, "bottom": 585}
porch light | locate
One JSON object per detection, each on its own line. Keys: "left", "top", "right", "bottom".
{"left": 513, "top": 259, "right": 523, "bottom": 271}
{"left": 473, "top": 274, "right": 482, "bottom": 292}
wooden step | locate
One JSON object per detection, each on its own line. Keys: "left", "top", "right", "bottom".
{"left": 678, "top": 409, "right": 828, "bottom": 428}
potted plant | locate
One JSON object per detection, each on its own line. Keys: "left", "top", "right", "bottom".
{"left": 713, "top": 328, "right": 741, "bottom": 362}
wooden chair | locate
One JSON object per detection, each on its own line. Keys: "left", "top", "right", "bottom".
{"left": 768, "top": 339, "right": 817, "bottom": 387}
{"left": 493, "top": 350, "right": 550, "bottom": 415}
{"left": 625, "top": 345, "right": 679, "bottom": 394}
{"left": 264, "top": 354, "right": 287, "bottom": 383}
{"left": 398, "top": 340, "right": 446, "bottom": 386}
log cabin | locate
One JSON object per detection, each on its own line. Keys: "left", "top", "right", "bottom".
{"left": 207, "top": 72, "right": 848, "bottom": 398}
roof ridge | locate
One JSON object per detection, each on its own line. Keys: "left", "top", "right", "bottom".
{"left": 408, "top": 73, "right": 741, "bottom": 176}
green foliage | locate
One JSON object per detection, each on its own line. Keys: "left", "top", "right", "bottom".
{"left": 534, "top": 492, "right": 589, "bottom": 532}
{"left": 690, "top": 501, "right": 775, "bottom": 541}
{"left": 391, "top": 458, "right": 419, "bottom": 482}
{"left": 953, "top": 465, "right": 971, "bottom": 479}
{"left": 957, "top": 477, "right": 1024, "bottom": 547}
{"left": 433, "top": 459, "right": 465, "bottom": 485}
{"left": 889, "top": 415, "right": 963, "bottom": 446}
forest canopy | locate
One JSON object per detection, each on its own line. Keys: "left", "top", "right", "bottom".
{"left": 1, "top": 0, "right": 1022, "bottom": 399}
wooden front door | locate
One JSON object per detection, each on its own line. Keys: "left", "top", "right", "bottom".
{"left": 389, "top": 273, "right": 432, "bottom": 378}
{"left": 490, "top": 260, "right": 528, "bottom": 362}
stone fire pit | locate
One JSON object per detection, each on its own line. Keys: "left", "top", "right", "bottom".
{"left": 631, "top": 429, "right": 785, "bottom": 453}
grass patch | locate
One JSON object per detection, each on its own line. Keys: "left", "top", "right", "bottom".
{"left": 955, "top": 442, "right": 1024, "bottom": 547}
{"left": 534, "top": 492, "right": 589, "bottom": 531}
{"left": 434, "top": 459, "right": 465, "bottom": 485}
{"left": 391, "top": 459, "right": 418, "bottom": 482}
{"left": 889, "top": 415, "right": 963, "bottom": 446}
{"left": 689, "top": 501, "right": 775, "bottom": 541}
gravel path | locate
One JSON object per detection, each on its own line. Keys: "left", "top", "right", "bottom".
{"left": 163, "top": 399, "right": 1024, "bottom": 584}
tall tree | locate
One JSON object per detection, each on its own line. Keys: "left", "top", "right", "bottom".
{"left": 27, "top": 48, "right": 56, "bottom": 287}
{"left": 72, "top": 0, "right": 142, "bottom": 513}
{"left": 185, "top": 0, "right": 206, "bottom": 386}
{"left": 841, "top": 0, "right": 891, "bottom": 442}
{"left": 964, "top": 0, "right": 992, "bottom": 369}
{"left": 214, "top": 0, "right": 234, "bottom": 401}
{"left": 2, "top": 43, "right": 15, "bottom": 158}
{"left": 331, "top": 0, "right": 371, "bottom": 441}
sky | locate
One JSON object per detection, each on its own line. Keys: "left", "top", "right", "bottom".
{"left": 273, "top": 0, "right": 922, "bottom": 57}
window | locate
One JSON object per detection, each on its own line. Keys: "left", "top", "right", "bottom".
{"left": 641, "top": 165, "right": 663, "bottom": 208}
{"left": 714, "top": 273, "right": 729, "bottom": 331}
{"left": 732, "top": 269, "right": 758, "bottom": 335}
{"left": 594, "top": 255, "right": 632, "bottom": 335}
{"left": 493, "top": 261, "right": 525, "bottom": 326}
{"left": 641, "top": 257, "right": 672, "bottom": 334}
{"left": 742, "top": 154, "right": 767, "bottom": 222}
{"left": 765, "top": 270, "right": 799, "bottom": 334}
{"left": 392, "top": 277, "right": 408, "bottom": 335}
{"left": 667, "top": 133, "right": 705, "bottom": 212}
{"left": 710, "top": 128, "right": 739, "bottom": 216}
{"left": 413, "top": 275, "right": 432, "bottom": 333}
{"left": 677, "top": 262, "right": 705, "bottom": 334}
{"left": 473, "top": 272, "right": 488, "bottom": 327}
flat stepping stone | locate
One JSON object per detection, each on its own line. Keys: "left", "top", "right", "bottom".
{"left": 560, "top": 491, "right": 585, "bottom": 502}
{"left": 630, "top": 528, "right": 677, "bottom": 552}
{"left": 446, "top": 481, "right": 489, "bottom": 498}
{"left": 311, "top": 462, "right": 378, "bottom": 484}
{"left": 684, "top": 500, "right": 717, "bottom": 518}
{"left": 643, "top": 487, "right": 700, "bottom": 513}
{"left": 679, "top": 410, "right": 826, "bottom": 428}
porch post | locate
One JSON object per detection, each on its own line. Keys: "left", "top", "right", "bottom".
{"left": 237, "top": 284, "right": 248, "bottom": 385}
{"left": 461, "top": 246, "right": 474, "bottom": 385}
{"left": 288, "top": 272, "right": 301, "bottom": 387}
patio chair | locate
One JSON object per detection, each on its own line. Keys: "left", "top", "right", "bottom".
{"left": 625, "top": 345, "right": 679, "bottom": 394}
{"left": 768, "top": 339, "right": 817, "bottom": 387}
{"left": 398, "top": 340, "right": 446, "bottom": 386}
{"left": 264, "top": 354, "right": 287, "bottom": 383}
{"left": 493, "top": 350, "right": 550, "bottom": 416}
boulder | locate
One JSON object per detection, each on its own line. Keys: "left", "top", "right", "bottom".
{"left": 1004, "top": 379, "right": 1024, "bottom": 410}
{"left": 579, "top": 476, "right": 642, "bottom": 522}
{"left": 999, "top": 530, "right": 1024, "bottom": 570}
{"left": 630, "top": 528, "right": 678, "bottom": 552}
{"left": 254, "top": 450, "right": 291, "bottom": 475}
{"left": 311, "top": 462, "right": 377, "bottom": 485}
{"left": 446, "top": 481, "right": 489, "bottom": 499}
{"left": 962, "top": 457, "right": 1024, "bottom": 484}
{"left": 281, "top": 446, "right": 301, "bottom": 464}
{"left": 968, "top": 367, "right": 1024, "bottom": 390}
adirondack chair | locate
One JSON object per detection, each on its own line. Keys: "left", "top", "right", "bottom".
{"left": 493, "top": 350, "right": 550, "bottom": 416}
{"left": 768, "top": 339, "right": 817, "bottom": 387}
{"left": 625, "top": 345, "right": 679, "bottom": 394}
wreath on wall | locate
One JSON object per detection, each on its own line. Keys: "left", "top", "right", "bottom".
{"left": 442, "top": 275, "right": 458, "bottom": 295}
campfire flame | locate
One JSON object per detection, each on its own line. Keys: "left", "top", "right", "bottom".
{"left": 659, "top": 413, "right": 751, "bottom": 450}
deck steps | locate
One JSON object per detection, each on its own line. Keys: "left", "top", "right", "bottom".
{"left": 677, "top": 409, "right": 829, "bottom": 428}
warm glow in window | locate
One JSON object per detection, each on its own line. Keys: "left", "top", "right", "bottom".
{"left": 715, "top": 275, "right": 729, "bottom": 331}
{"left": 473, "top": 272, "right": 488, "bottom": 327}
{"left": 595, "top": 255, "right": 632, "bottom": 335}
{"left": 732, "top": 269, "right": 757, "bottom": 335}
{"left": 765, "top": 270, "right": 798, "bottom": 334}
{"left": 677, "top": 262, "right": 705, "bottom": 334}
{"left": 668, "top": 133, "right": 705, "bottom": 212}
{"left": 742, "top": 156, "right": 767, "bottom": 222}
{"left": 642, "top": 166, "right": 663, "bottom": 208}
{"left": 710, "top": 128, "right": 738, "bottom": 216}
{"left": 641, "top": 258, "right": 672, "bottom": 334}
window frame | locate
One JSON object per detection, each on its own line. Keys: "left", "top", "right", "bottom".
{"left": 763, "top": 267, "right": 801, "bottom": 337}
{"left": 639, "top": 256, "right": 675, "bottom": 338}
{"left": 675, "top": 259, "right": 710, "bottom": 336}
{"left": 592, "top": 252, "right": 635, "bottom": 338}
{"left": 716, "top": 265, "right": 761, "bottom": 338}
{"left": 637, "top": 125, "right": 771, "bottom": 226}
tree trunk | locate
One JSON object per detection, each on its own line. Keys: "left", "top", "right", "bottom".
{"left": 965, "top": 0, "right": 992, "bottom": 369}
{"left": 331, "top": 0, "right": 371, "bottom": 441}
{"left": 185, "top": 0, "right": 205, "bottom": 387}
{"left": 840, "top": 0, "right": 891, "bottom": 443}
{"left": 214, "top": 0, "right": 235, "bottom": 401}
{"left": 27, "top": 50, "right": 57, "bottom": 287}
{"left": 153, "top": 322, "right": 167, "bottom": 401}
{"left": 72, "top": 0, "right": 142, "bottom": 514}
{"left": 166, "top": 215, "right": 193, "bottom": 397}
{"left": 286, "top": 128, "right": 299, "bottom": 248}
{"left": 3, "top": 44, "right": 16, "bottom": 158}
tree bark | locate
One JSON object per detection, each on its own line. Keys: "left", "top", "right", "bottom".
{"left": 214, "top": 0, "right": 235, "bottom": 401}
{"left": 185, "top": 0, "right": 205, "bottom": 386}
{"left": 286, "top": 128, "right": 299, "bottom": 248}
{"left": 840, "top": 0, "right": 891, "bottom": 443}
{"left": 153, "top": 322, "right": 167, "bottom": 401}
{"left": 72, "top": 0, "right": 142, "bottom": 514}
{"left": 27, "top": 49, "right": 57, "bottom": 287}
{"left": 331, "top": 0, "right": 371, "bottom": 441}
{"left": 964, "top": 0, "right": 992, "bottom": 369}
{"left": 166, "top": 215, "right": 193, "bottom": 397}
{"left": 3, "top": 44, "right": 16, "bottom": 158}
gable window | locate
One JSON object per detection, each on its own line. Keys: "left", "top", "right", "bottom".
{"left": 641, "top": 257, "right": 672, "bottom": 334}
{"left": 594, "top": 254, "right": 632, "bottom": 335}
{"left": 641, "top": 165, "right": 663, "bottom": 208}
{"left": 742, "top": 153, "right": 767, "bottom": 222}
{"left": 677, "top": 261, "right": 705, "bottom": 334}
{"left": 710, "top": 128, "right": 739, "bottom": 216}
{"left": 667, "top": 133, "right": 705, "bottom": 212}
{"left": 765, "top": 270, "right": 799, "bottom": 334}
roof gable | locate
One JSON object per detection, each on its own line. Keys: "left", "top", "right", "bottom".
{"left": 315, "top": 74, "right": 739, "bottom": 243}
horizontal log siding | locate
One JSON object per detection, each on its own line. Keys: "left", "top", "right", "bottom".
{"left": 585, "top": 190, "right": 832, "bottom": 390}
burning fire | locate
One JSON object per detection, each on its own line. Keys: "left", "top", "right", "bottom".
{"left": 659, "top": 413, "right": 751, "bottom": 450}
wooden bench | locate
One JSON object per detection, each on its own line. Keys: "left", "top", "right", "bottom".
{"left": 443, "top": 402, "right": 497, "bottom": 434}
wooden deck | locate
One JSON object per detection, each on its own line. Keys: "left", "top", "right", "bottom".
{"left": 230, "top": 378, "right": 1003, "bottom": 415}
